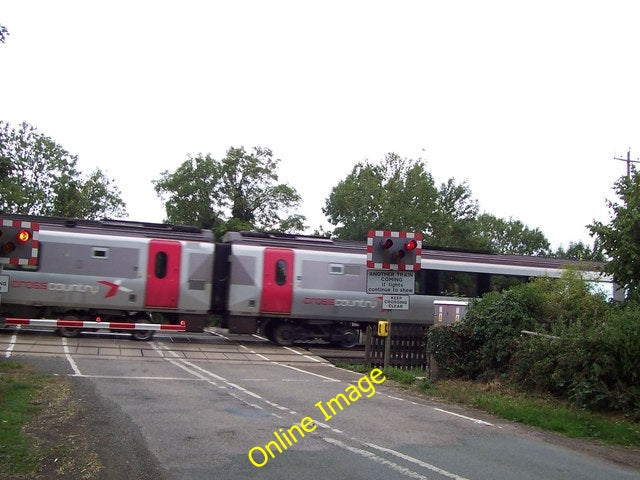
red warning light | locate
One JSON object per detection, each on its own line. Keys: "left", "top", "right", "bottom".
{"left": 17, "top": 229, "right": 31, "bottom": 243}
{"left": 405, "top": 239, "right": 418, "bottom": 251}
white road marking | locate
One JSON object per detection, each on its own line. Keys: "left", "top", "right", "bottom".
{"left": 210, "top": 331, "right": 231, "bottom": 340}
{"left": 269, "top": 361, "right": 340, "bottom": 382}
{"left": 366, "top": 442, "right": 471, "bottom": 480}
{"left": 61, "top": 337, "right": 82, "bottom": 376}
{"left": 152, "top": 342, "right": 294, "bottom": 414}
{"left": 76, "top": 375, "right": 204, "bottom": 381}
{"left": 323, "top": 437, "right": 430, "bottom": 480}
{"left": 4, "top": 326, "right": 20, "bottom": 358}
{"left": 388, "top": 395, "right": 406, "bottom": 401}
{"left": 253, "top": 352, "right": 271, "bottom": 361}
{"left": 217, "top": 340, "right": 340, "bottom": 382}
{"left": 283, "top": 345, "right": 322, "bottom": 362}
{"left": 433, "top": 407, "right": 493, "bottom": 426}
{"left": 315, "top": 420, "right": 343, "bottom": 435}
{"left": 84, "top": 340, "right": 470, "bottom": 480}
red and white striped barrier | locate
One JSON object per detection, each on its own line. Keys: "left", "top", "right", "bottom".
{"left": 3, "top": 317, "right": 186, "bottom": 332}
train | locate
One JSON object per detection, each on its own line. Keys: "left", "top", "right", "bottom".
{"left": 0, "top": 214, "right": 618, "bottom": 346}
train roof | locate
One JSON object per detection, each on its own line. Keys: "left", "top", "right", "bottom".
{"left": 222, "top": 231, "right": 606, "bottom": 273}
{"left": 0, "top": 214, "right": 214, "bottom": 242}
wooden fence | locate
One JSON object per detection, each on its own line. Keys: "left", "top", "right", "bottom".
{"left": 363, "top": 324, "right": 429, "bottom": 370}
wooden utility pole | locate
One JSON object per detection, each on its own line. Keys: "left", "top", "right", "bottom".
{"left": 614, "top": 150, "right": 640, "bottom": 178}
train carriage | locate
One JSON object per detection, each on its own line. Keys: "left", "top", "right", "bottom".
{"left": 0, "top": 215, "right": 214, "bottom": 338}
{"left": 0, "top": 214, "right": 618, "bottom": 345}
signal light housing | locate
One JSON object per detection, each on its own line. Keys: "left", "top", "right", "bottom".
{"left": 0, "top": 218, "right": 40, "bottom": 266}
{"left": 367, "top": 230, "right": 422, "bottom": 270}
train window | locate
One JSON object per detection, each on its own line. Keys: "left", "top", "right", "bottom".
{"left": 489, "top": 274, "right": 528, "bottom": 292}
{"left": 91, "top": 247, "right": 109, "bottom": 259}
{"left": 344, "top": 264, "right": 360, "bottom": 276}
{"left": 155, "top": 252, "right": 168, "bottom": 279}
{"left": 275, "top": 259, "right": 287, "bottom": 286}
{"left": 419, "top": 269, "right": 440, "bottom": 295}
{"left": 440, "top": 271, "right": 477, "bottom": 297}
{"left": 329, "top": 264, "right": 344, "bottom": 275}
{"left": 415, "top": 269, "right": 477, "bottom": 297}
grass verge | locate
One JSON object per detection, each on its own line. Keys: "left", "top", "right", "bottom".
{"left": 0, "top": 360, "right": 101, "bottom": 479}
{"left": 336, "top": 363, "right": 640, "bottom": 447}
{"left": 0, "top": 361, "right": 48, "bottom": 477}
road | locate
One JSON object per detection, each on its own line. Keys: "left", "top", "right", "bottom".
{"left": 2, "top": 326, "right": 639, "bottom": 480}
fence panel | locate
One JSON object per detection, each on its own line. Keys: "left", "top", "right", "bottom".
{"left": 364, "top": 324, "right": 428, "bottom": 370}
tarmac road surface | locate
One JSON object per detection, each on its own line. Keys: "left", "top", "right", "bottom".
{"left": 2, "top": 327, "right": 639, "bottom": 480}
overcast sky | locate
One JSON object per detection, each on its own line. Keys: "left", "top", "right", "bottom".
{"left": 2, "top": 1, "right": 639, "bottom": 249}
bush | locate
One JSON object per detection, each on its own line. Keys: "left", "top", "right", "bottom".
{"left": 426, "top": 323, "right": 478, "bottom": 378}
{"left": 427, "top": 272, "right": 640, "bottom": 417}
{"left": 427, "top": 284, "right": 544, "bottom": 379}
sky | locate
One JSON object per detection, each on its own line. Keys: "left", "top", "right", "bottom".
{"left": 1, "top": 1, "right": 639, "bottom": 249}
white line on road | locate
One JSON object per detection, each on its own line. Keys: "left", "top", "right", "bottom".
{"left": 433, "top": 407, "right": 493, "bottom": 426}
{"left": 283, "top": 345, "right": 322, "bottom": 362}
{"left": 153, "top": 342, "right": 469, "bottom": 480}
{"left": 365, "top": 442, "right": 471, "bottom": 480}
{"left": 4, "top": 326, "right": 20, "bottom": 358}
{"left": 269, "top": 361, "right": 340, "bottom": 382}
{"left": 152, "top": 342, "right": 295, "bottom": 414}
{"left": 315, "top": 420, "right": 343, "bottom": 435}
{"left": 76, "top": 375, "right": 205, "bottom": 381}
{"left": 323, "top": 437, "right": 431, "bottom": 480}
{"left": 62, "top": 337, "right": 82, "bottom": 376}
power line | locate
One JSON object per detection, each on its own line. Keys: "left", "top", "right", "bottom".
{"left": 613, "top": 149, "right": 640, "bottom": 178}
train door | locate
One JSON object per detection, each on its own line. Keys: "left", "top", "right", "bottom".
{"left": 260, "top": 248, "right": 293, "bottom": 314}
{"left": 145, "top": 239, "right": 181, "bottom": 308}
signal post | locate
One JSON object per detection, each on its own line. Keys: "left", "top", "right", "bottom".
{"left": 366, "top": 230, "right": 422, "bottom": 369}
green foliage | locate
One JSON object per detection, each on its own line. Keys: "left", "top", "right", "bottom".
{"left": 154, "top": 146, "right": 305, "bottom": 236}
{"left": 323, "top": 153, "right": 550, "bottom": 254}
{"left": 472, "top": 393, "right": 640, "bottom": 445}
{"left": 589, "top": 169, "right": 640, "bottom": 299}
{"left": 554, "top": 240, "right": 605, "bottom": 261}
{"left": 323, "top": 153, "right": 478, "bottom": 245}
{"left": 0, "top": 362, "right": 43, "bottom": 476}
{"left": 0, "top": 121, "right": 127, "bottom": 219}
{"left": 152, "top": 153, "right": 222, "bottom": 230}
{"left": 427, "top": 272, "right": 640, "bottom": 417}
{"left": 426, "top": 323, "right": 479, "bottom": 378}
{"left": 511, "top": 305, "right": 640, "bottom": 416}
{"left": 472, "top": 213, "right": 551, "bottom": 255}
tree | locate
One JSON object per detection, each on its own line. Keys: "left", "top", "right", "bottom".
{"left": 324, "top": 153, "right": 553, "bottom": 253}
{"left": 0, "top": 24, "right": 8, "bottom": 44}
{"left": 0, "top": 121, "right": 127, "bottom": 219}
{"left": 154, "top": 146, "right": 305, "bottom": 236}
{"left": 589, "top": 170, "right": 640, "bottom": 299}
{"left": 554, "top": 240, "right": 604, "bottom": 261}
{"left": 473, "top": 213, "right": 551, "bottom": 256}
{"left": 324, "top": 153, "right": 479, "bottom": 245}
{"left": 152, "top": 154, "right": 222, "bottom": 230}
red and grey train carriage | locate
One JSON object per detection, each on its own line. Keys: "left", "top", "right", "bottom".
{"left": 0, "top": 214, "right": 615, "bottom": 344}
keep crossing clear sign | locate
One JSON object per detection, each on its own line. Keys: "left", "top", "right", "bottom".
{"left": 382, "top": 295, "right": 410, "bottom": 310}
